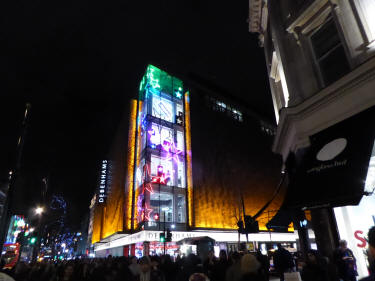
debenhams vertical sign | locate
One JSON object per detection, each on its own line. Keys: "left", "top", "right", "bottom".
{"left": 98, "top": 160, "right": 108, "bottom": 203}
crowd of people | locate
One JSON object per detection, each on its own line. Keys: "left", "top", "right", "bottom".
{"left": 0, "top": 250, "right": 269, "bottom": 281}
{"left": 0, "top": 226, "right": 374, "bottom": 281}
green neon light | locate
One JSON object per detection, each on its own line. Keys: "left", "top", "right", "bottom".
{"left": 140, "top": 65, "right": 184, "bottom": 99}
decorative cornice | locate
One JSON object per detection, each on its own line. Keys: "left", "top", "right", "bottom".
{"left": 249, "top": 0, "right": 263, "bottom": 33}
{"left": 273, "top": 56, "right": 375, "bottom": 160}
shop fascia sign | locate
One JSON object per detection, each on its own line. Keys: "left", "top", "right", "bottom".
{"left": 307, "top": 138, "right": 348, "bottom": 174}
{"left": 100, "top": 231, "right": 204, "bottom": 250}
{"left": 98, "top": 160, "right": 108, "bottom": 203}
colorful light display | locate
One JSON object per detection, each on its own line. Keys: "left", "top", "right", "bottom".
{"left": 6, "top": 216, "right": 27, "bottom": 244}
{"left": 134, "top": 65, "right": 189, "bottom": 225}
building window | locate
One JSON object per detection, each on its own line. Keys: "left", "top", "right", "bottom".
{"left": 353, "top": 0, "right": 375, "bottom": 44}
{"left": 148, "top": 123, "right": 175, "bottom": 151}
{"left": 150, "top": 192, "right": 174, "bottom": 222}
{"left": 152, "top": 95, "right": 173, "bottom": 123}
{"left": 150, "top": 155, "right": 174, "bottom": 186}
{"left": 310, "top": 17, "right": 350, "bottom": 86}
{"left": 176, "top": 195, "right": 186, "bottom": 223}
{"left": 208, "top": 97, "right": 243, "bottom": 122}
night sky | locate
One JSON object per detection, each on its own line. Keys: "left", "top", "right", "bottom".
{"left": 0, "top": 0, "right": 272, "bottom": 229}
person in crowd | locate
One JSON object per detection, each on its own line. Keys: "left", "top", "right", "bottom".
{"left": 213, "top": 250, "right": 230, "bottom": 281}
{"left": 129, "top": 256, "right": 141, "bottom": 278}
{"left": 203, "top": 250, "right": 217, "bottom": 280}
{"left": 13, "top": 261, "right": 29, "bottom": 281}
{"left": 273, "top": 244, "right": 294, "bottom": 281}
{"left": 255, "top": 249, "right": 270, "bottom": 281}
{"left": 360, "top": 226, "right": 375, "bottom": 281}
{"left": 49, "top": 262, "right": 76, "bottom": 281}
{"left": 226, "top": 251, "right": 242, "bottom": 281}
{"left": 160, "top": 255, "right": 177, "bottom": 281}
{"left": 177, "top": 253, "right": 203, "bottom": 281}
{"left": 300, "top": 250, "right": 329, "bottom": 281}
{"left": 334, "top": 239, "right": 358, "bottom": 281}
{"left": 0, "top": 271, "right": 15, "bottom": 281}
{"left": 240, "top": 253, "right": 264, "bottom": 281}
{"left": 189, "top": 272, "right": 210, "bottom": 281}
{"left": 138, "top": 256, "right": 165, "bottom": 281}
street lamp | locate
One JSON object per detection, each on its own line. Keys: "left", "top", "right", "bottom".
{"left": 32, "top": 206, "right": 44, "bottom": 262}
{"left": 35, "top": 207, "right": 44, "bottom": 215}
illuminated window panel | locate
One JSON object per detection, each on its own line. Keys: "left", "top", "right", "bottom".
{"left": 177, "top": 161, "right": 185, "bottom": 188}
{"left": 150, "top": 155, "right": 174, "bottom": 186}
{"left": 176, "top": 131, "right": 184, "bottom": 154}
{"left": 148, "top": 123, "right": 174, "bottom": 151}
{"left": 176, "top": 103, "right": 184, "bottom": 115}
{"left": 176, "top": 195, "right": 186, "bottom": 223}
{"left": 152, "top": 95, "right": 173, "bottom": 123}
{"left": 150, "top": 192, "right": 174, "bottom": 222}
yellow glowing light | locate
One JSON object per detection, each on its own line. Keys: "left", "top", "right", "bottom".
{"left": 193, "top": 175, "right": 293, "bottom": 232}
{"left": 133, "top": 101, "right": 143, "bottom": 230}
{"left": 91, "top": 205, "right": 104, "bottom": 244}
{"left": 184, "top": 91, "right": 194, "bottom": 227}
{"left": 126, "top": 99, "right": 138, "bottom": 230}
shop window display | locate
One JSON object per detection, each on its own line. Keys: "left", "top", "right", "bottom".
{"left": 150, "top": 192, "right": 173, "bottom": 222}
{"left": 150, "top": 155, "right": 174, "bottom": 186}
{"left": 152, "top": 95, "right": 173, "bottom": 123}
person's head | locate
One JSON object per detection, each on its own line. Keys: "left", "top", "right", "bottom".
{"left": 231, "top": 252, "right": 241, "bottom": 263}
{"left": 189, "top": 273, "right": 209, "bottom": 281}
{"left": 207, "top": 250, "right": 214, "bottom": 259}
{"left": 139, "top": 256, "right": 151, "bottom": 273}
{"left": 64, "top": 264, "right": 74, "bottom": 278}
{"left": 368, "top": 226, "right": 375, "bottom": 259}
{"left": 130, "top": 256, "right": 137, "bottom": 265}
{"left": 339, "top": 240, "right": 348, "bottom": 249}
{"left": 241, "top": 254, "right": 260, "bottom": 274}
{"left": 219, "top": 250, "right": 227, "bottom": 261}
{"left": 306, "top": 250, "right": 319, "bottom": 264}
{"left": 277, "top": 243, "right": 283, "bottom": 250}
{"left": 150, "top": 256, "right": 161, "bottom": 268}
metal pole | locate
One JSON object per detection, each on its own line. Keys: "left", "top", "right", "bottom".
{"left": 241, "top": 194, "right": 249, "bottom": 243}
{"left": 163, "top": 212, "right": 166, "bottom": 255}
{"left": 0, "top": 103, "right": 31, "bottom": 257}
{"left": 32, "top": 214, "right": 42, "bottom": 262}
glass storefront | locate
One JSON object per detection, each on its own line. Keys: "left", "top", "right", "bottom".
{"left": 334, "top": 140, "right": 375, "bottom": 279}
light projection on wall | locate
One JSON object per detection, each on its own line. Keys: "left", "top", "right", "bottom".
{"left": 132, "top": 64, "right": 189, "bottom": 226}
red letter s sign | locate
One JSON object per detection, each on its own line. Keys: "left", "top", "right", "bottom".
{"left": 354, "top": 230, "right": 367, "bottom": 248}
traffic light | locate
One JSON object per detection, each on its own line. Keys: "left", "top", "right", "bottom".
{"left": 166, "top": 229, "right": 172, "bottom": 242}
{"left": 244, "top": 215, "right": 259, "bottom": 234}
{"left": 30, "top": 237, "right": 37, "bottom": 244}
{"left": 159, "top": 233, "right": 165, "bottom": 242}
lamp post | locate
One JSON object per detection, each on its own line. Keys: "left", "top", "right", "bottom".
{"left": 32, "top": 206, "right": 44, "bottom": 262}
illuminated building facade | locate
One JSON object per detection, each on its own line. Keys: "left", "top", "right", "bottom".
{"left": 132, "top": 65, "right": 191, "bottom": 231}
{"left": 92, "top": 65, "right": 299, "bottom": 257}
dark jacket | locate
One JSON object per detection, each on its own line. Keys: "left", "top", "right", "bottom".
{"left": 273, "top": 248, "right": 294, "bottom": 272}
{"left": 334, "top": 248, "right": 357, "bottom": 279}
{"left": 240, "top": 272, "right": 265, "bottom": 281}
{"left": 301, "top": 261, "right": 329, "bottom": 281}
